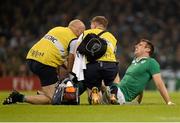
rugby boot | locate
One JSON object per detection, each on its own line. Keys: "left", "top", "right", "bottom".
{"left": 3, "top": 90, "right": 24, "bottom": 105}
{"left": 91, "top": 87, "right": 100, "bottom": 105}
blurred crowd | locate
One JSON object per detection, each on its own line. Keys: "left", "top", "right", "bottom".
{"left": 0, "top": 0, "right": 179, "bottom": 77}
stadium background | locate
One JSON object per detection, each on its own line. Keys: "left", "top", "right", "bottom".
{"left": 0, "top": 0, "right": 179, "bottom": 91}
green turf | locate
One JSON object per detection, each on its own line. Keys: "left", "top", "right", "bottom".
{"left": 0, "top": 91, "right": 180, "bottom": 122}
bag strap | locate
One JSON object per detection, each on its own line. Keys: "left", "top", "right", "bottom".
{"left": 97, "top": 30, "right": 106, "bottom": 36}
{"left": 97, "top": 31, "right": 116, "bottom": 53}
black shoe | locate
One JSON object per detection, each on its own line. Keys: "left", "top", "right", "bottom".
{"left": 3, "top": 91, "right": 24, "bottom": 105}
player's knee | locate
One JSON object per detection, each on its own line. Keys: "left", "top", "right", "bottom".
{"left": 42, "top": 84, "right": 56, "bottom": 99}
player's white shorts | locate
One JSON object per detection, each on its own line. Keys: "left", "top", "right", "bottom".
{"left": 116, "top": 88, "right": 125, "bottom": 105}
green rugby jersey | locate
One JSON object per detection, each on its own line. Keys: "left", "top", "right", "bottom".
{"left": 118, "top": 57, "right": 160, "bottom": 102}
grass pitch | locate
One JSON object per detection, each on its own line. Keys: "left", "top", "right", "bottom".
{"left": 0, "top": 91, "right": 180, "bottom": 122}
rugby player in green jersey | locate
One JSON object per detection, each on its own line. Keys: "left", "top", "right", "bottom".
{"left": 109, "top": 39, "right": 175, "bottom": 105}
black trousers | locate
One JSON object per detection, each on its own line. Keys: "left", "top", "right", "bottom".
{"left": 26, "top": 59, "right": 58, "bottom": 86}
{"left": 84, "top": 61, "right": 118, "bottom": 89}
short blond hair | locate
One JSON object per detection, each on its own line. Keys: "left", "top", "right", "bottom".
{"left": 91, "top": 16, "right": 108, "bottom": 29}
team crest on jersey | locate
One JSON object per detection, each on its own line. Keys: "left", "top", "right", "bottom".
{"left": 132, "top": 59, "right": 146, "bottom": 65}
{"left": 132, "top": 60, "right": 135, "bottom": 64}
{"left": 141, "top": 60, "right": 146, "bottom": 64}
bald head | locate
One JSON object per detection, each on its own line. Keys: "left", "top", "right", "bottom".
{"left": 68, "top": 19, "right": 85, "bottom": 37}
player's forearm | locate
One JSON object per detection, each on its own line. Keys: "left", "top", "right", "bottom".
{"left": 67, "top": 53, "right": 75, "bottom": 72}
{"left": 153, "top": 74, "right": 172, "bottom": 104}
{"left": 156, "top": 82, "right": 171, "bottom": 104}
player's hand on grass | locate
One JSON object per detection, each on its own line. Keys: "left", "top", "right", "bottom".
{"left": 167, "top": 101, "right": 175, "bottom": 105}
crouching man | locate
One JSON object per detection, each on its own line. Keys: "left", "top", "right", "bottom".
{"left": 3, "top": 19, "right": 85, "bottom": 105}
